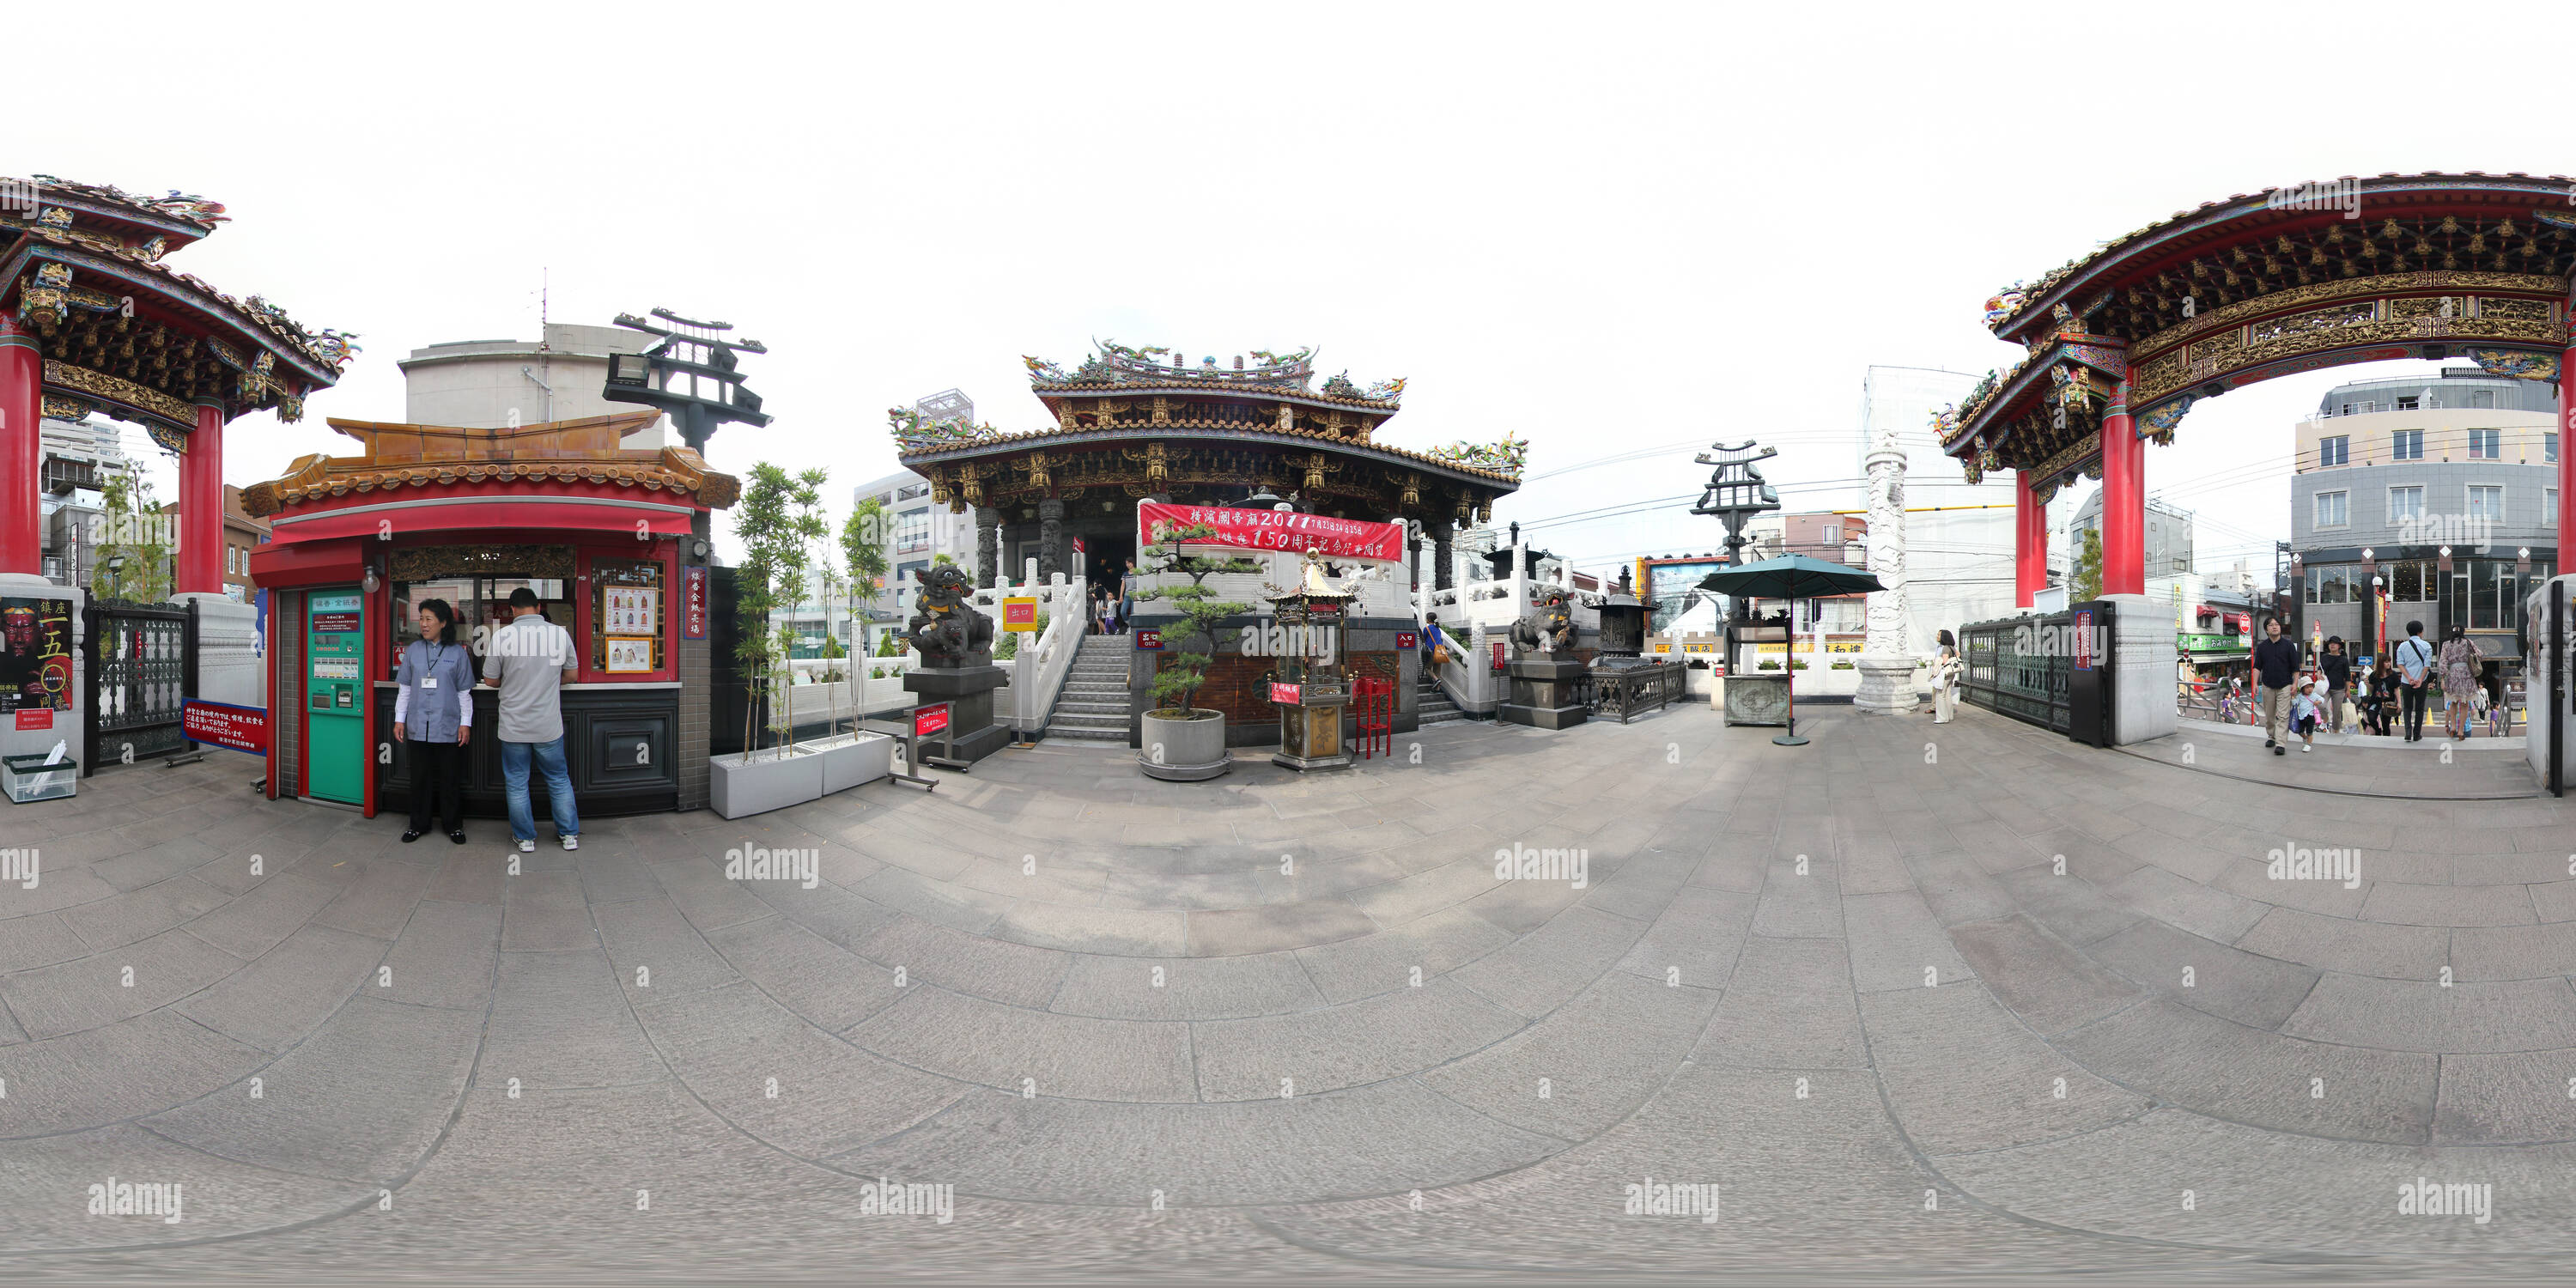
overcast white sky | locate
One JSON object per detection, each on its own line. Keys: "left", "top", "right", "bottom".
{"left": 19, "top": 2, "right": 2571, "bottom": 580}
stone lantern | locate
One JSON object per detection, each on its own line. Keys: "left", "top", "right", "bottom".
{"left": 1265, "top": 550, "right": 1358, "bottom": 771}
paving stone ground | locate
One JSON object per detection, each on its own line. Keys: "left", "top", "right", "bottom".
{"left": 3, "top": 704, "right": 2574, "bottom": 1284}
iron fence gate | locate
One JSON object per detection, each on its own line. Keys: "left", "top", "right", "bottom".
{"left": 1959, "top": 611, "right": 2072, "bottom": 734}
{"left": 84, "top": 599, "right": 196, "bottom": 775}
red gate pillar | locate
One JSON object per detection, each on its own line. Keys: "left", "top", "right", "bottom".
{"left": 178, "top": 399, "right": 226, "bottom": 595}
{"left": 2099, "top": 380, "right": 2144, "bottom": 597}
{"left": 2014, "top": 470, "right": 2044, "bottom": 608}
{"left": 0, "top": 319, "right": 39, "bottom": 578}
{"left": 2559, "top": 331, "right": 2574, "bottom": 538}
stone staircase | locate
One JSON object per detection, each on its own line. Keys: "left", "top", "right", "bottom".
{"left": 1418, "top": 668, "right": 1465, "bottom": 727}
{"left": 1044, "top": 634, "right": 1133, "bottom": 742}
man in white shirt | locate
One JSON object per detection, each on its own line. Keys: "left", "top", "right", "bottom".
{"left": 2392, "top": 619, "right": 2434, "bottom": 743}
{"left": 480, "top": 587, "right": 580, "bottom": 852}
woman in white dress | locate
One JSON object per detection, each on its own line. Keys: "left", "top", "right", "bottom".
{"left": 1932, "top": 629, "right": 1960, "bottom": 724}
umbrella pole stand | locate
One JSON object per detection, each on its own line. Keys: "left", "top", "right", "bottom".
{"left": 1772, "top": 659, "right": 1808, "bottom": 746}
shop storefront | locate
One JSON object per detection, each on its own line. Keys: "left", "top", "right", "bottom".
{"left": 244, "top": 412, "right": 734, "bottom": 817}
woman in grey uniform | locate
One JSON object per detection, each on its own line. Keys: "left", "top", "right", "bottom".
{"left": 394, "top": 598, "right": 476, "bottom": 843}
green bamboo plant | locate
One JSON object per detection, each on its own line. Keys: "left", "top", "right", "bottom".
{"left": 1139, "top": 521, "right": 1261, "bottom": 718}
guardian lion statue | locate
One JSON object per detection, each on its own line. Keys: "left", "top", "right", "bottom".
{"left": 1509, "top": 589, "right": 1578, "bottom": 658}
{"left": 905, "top": 564, "right": 995, "bottom": 668}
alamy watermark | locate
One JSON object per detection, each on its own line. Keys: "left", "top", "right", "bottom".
{"left": 2265, "top": 840, "right": 2360, "bottom": 889}
{"left": 1, "top": 846, "right": 35, "bottom": 890}
{"left": 2266, "top": 177, "right": 2360, "bottom": 221}
{"left": 2393, "top": 513, "right": 2496, "bottom": 554}
{"left": 858, "top": 1176, "right": 954, "bottom": 1224}
{"left": 1624, "top": 1176, "right": 1719, "bottom": 1223}
{"left": 1494, "top": 843, "right": 1587, "bottom": 888}
{"left": 88, "top": 1176, "right": 183, "bottom": 1224}
{"left": 2397, "top": 1176, "right": 2491, "bottom": 1224}
{"left": 0, "top": 177, "right": 38, "bottom": 218}
{"left": 2012, "top": 620, "right": 2104, "bottom": 659}
{"left": 725, "top": 841, "right": 819, "bottom": 889}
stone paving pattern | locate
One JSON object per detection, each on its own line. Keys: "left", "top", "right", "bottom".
{"left": 3, "top": 705, "right": 2574, "bottom": 1281}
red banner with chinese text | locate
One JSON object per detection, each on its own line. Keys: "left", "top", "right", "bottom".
{"left": 1136, "top": 503, "right": 1405, "bottom": 562}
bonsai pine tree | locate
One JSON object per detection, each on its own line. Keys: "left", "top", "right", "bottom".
{"left": 1139, "top": 520, "right": 1261, "bottom": 717}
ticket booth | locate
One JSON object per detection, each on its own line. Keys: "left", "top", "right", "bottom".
{"left": 245, "top": 412, "right": 737, "bottom": 817}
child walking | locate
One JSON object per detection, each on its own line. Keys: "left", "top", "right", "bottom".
{"left": 2289, "top": 679, "right": 2323, "bottom": 753}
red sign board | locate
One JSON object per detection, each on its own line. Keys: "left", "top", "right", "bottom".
{"left": 683, "top": 566, "right": 708, "bottom": 640}
{"left": 2073, "top": 609, "right": 2095, "bottom": 672}
{"left": 183, "top": 699, "right": 269, "bottom": 755}
{"left": 15, "top": 709, "right": 51, "bottom": 731}
{"left": 913, "top": 702, "right": 951, "bottom": 738}
{"left": 1269, "top": 681, "right": 1303, "bottom": 705}
{"left": 1137, "top": 502, "right": 1406, "bottom": 562}
{"left": 1135, "top": 629, "right": 1162, "bottom": 649}
{"left": 1492, "top": 641, "right": 1507, "bottom": 671}
{"left": 1395, "top": 631, "right": 1418, "bottom": 649}
{"left": 1003, "top": 598, "right": 1037, "bottom": 629}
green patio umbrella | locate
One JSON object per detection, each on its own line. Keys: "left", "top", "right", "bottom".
{"left": 1698, "top": 555, "right": 1886, "bottom": 746}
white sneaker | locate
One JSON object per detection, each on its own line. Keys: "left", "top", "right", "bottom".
{"left": 2300, "top": 744, "right": 2312, "bottom": 752}
{"left": 518, "top": 839, "right": 535, "bottom": 854}
{"left": 561, "top": 835, "right": 580, "bottom": 851}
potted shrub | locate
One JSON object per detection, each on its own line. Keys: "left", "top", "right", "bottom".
{"left": 713, "top": 464, "right": 831, "bottom": 817}
{"left": 1135, "top": 520, "right": 1258, "bottom": 781}
{"left": 791, "top": 477, "right": 894, "bottom": 794}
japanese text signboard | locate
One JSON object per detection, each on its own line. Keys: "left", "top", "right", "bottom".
{"left": 183, "top": 699, "right": 269, "bottom": 755}
{"left": 683, "top": 566, "right": 709, "bottom": 640}
{"left": 914, "top": 702, "right": 951, "bottom": 738}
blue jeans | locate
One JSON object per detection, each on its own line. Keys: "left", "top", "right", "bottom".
{"left": 501, "top": 736, "right": 579, "bottom": 842}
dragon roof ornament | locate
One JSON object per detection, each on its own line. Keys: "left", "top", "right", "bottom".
{"left": 1421, "top": 429, "right": 1528, "bottom": 479}
{"left": 888, "top": 406, "right": 1003, "bottom": 453}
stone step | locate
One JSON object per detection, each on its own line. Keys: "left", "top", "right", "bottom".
{"left": 1043, "top": 725, "right": 1128, "bottom": 742}
{"left": 1419, "top": 710, "right": 1466, "bottom": 726}
{"left": 1056, "top": 701, "right": 1128, "bottom": 716}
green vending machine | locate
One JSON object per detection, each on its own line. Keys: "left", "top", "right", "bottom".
{"left": 306, "top": 591, "right": 367, "bottom": 805}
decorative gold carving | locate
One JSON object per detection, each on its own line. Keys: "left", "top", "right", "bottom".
{"left": 40, "top": 393, "right": 94, "bottom": 421}
{"left": 1275, "top": 403, "right": 1295, "bottom": 432}
{"left": 43, "top": 359, "right": 197, "bottom": 425}
{"left": 1400, "top": 471, "right": 1420, "bottom": 510}
{"left": 1151, "top": 397, "right": 1170, "bottom": 425}
{"left": 2135, "top": 295, "right": 2561, "bottom": 404}
{"left": 1024, "top": 450, "right": 1051, "bottom": 491}
{"left": 2135, "top": 270, "right": 2562, "bottom": 358}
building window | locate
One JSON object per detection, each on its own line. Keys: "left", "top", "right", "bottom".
{"left": 2313, "top": 491, "right": 2348, "bottom": 528}
{"left": 2468, "top": 390, "right": 2495, "bottom": 409}
{"left": 2549, "top": 489, "right": 2559, "bottom": 526}
{"left": 2467, "top": 485, "right": 2503, "bottom": 522}
{"left": 2306, "top": 565, "right": 2349, "bottom": 605}
{"left": 2388, "top": 486, "right": 2423, "bottom": 525}
{"left": 2396, "top": 395, "right": 2420, "bottom": 410}
{"left": 2391, "top": 428, "right": 2423, "bottom": 460}
{"left": 2466, "top": 428, "right": 2500, "bottom": 459}
{"left": 2318, "top": 434, "right": 2348, "bottom": 467}
{"left": 894, "top": 507, "right": 931, "bottom": 555}
{"left": 2549, "top": 433, "right": 2560, "bottom": 465}
{"left": 1820, "top": 524, "right": 1839, "bottom": 545}
{"left": 2391, "top": 559, "right": 2423, "bottom": 603}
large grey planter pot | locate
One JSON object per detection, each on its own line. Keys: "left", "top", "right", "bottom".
{"left": 797, "top": 732, "right": 896, "bottom": 795}
{"left": 1139, "top": 709, "right": 1230, "bottom": 781}
{"left": 710, "top": 749, "right": 825, "bottom": 819}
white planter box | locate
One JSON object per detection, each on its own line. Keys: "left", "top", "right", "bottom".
{"left": 709, "top": 749, "right": 824, "bottom": 818}
{"left": 797, "top": 731, "right": 896, "bottom": 794}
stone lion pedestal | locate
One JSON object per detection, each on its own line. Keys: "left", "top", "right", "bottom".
{"left": 902, "top": 665, "right": 1012, "bottom": 765}
{"left": 1499, "top": 658, "right": 1589, "bottom": 729}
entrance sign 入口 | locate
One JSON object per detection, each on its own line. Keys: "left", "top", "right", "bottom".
{"left": 1003, "top": 598, "right": 1037, "bottom": 631}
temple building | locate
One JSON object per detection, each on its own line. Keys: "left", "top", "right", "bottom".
{"left": 890, "top": 343, "right": 1524, "bottom": 590}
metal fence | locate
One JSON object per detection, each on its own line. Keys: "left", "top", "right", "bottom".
{"left": 1959, "top": 611, "right": 2072, "bottom": 734}
{"left": 83, "top": 598, "right": 196, "bottom": 774}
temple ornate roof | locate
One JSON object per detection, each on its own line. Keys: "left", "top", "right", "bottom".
{"left": 1024, "top": 342, "right": 1406, "bottom": 409}
{"left": 240, "top": 412, "right": 739, "bottom": 516}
